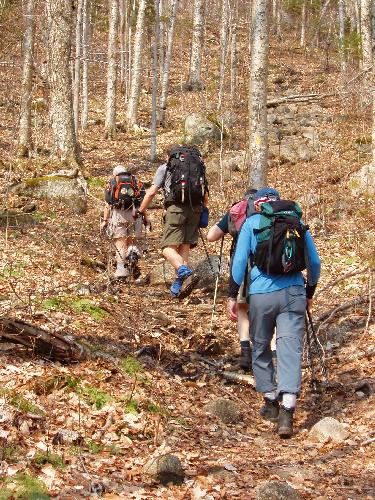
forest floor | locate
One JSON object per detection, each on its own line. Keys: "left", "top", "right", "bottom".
{"left": 0, "top": 30, "right": 374, "bottom": 500}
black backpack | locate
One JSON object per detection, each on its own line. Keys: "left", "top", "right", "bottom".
{"left": 164, "top": 146, "right": 208, "bottom": 207}
{"left": 253, "top": 200, "right": 308, "bottom": 275}
{"left": 105, "top": 172, "right": 144, "bottom": 209}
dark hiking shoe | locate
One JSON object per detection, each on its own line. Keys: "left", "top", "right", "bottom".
{"left": 179, "top": 273, "right": 199, "bottom": 299}
{"left": 277, "top": 406, "right": 294, "bottom": 438}
{"left": 260, "top": 398, "right": 280, "bottom": 423}
{"left": 239, "top": 346, "right": 252, "bottom": 372}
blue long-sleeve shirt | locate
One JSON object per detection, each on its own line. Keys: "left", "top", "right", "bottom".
{"left": 231, "top": 213, "right": 321, "bottom": 296}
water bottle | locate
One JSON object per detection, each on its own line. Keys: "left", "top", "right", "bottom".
{"left": 181, "top": 174, "right": 186, "bottom": 203}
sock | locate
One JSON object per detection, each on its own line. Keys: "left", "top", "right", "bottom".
{"left": 240, "top": 340, "right": 251, "bottom": 349}
{"left": 264, "top": 391, "right": 277, "bottom": 401}
{"left": 282, "top": 393, "right": 297, "bottom": 409}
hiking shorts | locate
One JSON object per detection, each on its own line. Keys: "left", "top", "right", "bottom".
{"left": 107, "top": 208, "right": 142, "bottom": 239}
{"left": 161, "top": 204, "right": 201, "bottom": 248}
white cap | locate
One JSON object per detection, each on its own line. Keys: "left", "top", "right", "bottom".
{"left": 113, "top": 165, "right": 127, "bottom": 176}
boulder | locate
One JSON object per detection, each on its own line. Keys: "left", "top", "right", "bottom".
{"left": 255, "top": 480, "right": 301, "bottom": 500}
{"left": 349, "top": 163, "right": 375, "bottom": 196}
{"left": 9, "top": 175, "right": 87, "bottom": 214}
{"left": 217, "top": 110, "right": 237, "bottom": 130}
{"left": 184, "top": 113, "right": 222, "bottom": 145}
{"left": 269, "top": 137, "right": 314, "bottom": 164}
{"left": 0, "top": 210, "right": 37, "bottom": 228}
{"left": 205, "top": 151, "right": 246, "bottom": 180}
{"left": 144, "top": 454, "right": 184, "bottom": 485}
{"left": 204, "top": 398, "right": 242, "bottom": 424}
{"left": 309, "top": 417, "right": 348, "bottom": 443}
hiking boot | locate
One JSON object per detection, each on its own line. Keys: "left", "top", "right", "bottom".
{"left": 170, "top": 265, "right": 193, "bottom": 298}
{"left": 239, "top": 346, "right": 252, "bottom": 372}
{"left": 179, "top": 273, "right": 199, "bottom": 299}
{"left": 114, "top": 263, "right": 130, "bottom": 278}
{"left": 260, "top": 398, "right": 280, "bottom": 423}
{"left": 277, "top": 406, "right": 294, "bottom": 438}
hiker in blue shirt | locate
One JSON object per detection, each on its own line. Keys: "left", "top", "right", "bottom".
{"left": 228, "top": 187, "right": 321, "bottom": 438}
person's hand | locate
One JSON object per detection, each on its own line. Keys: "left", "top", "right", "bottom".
{"left": 307, "top": 298, "right": 313, "bottom": 311}
{"left": 227, "top": 298, "right": 238, "bottom": 322}
{"left": 100, "top": 220, "right": 108, "bottom": 232}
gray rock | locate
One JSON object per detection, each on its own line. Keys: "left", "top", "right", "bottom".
{"left": 309, "top": 417, "right": 349, "bottom": 443}
{"left": 9, "top": 175, "right": 87, "bottom": 214}
{"left": 297, "top": 143, "right": 313, "bottom": 162}
{"left": 255, "top": 480, "right": 301, "bottom": 500}
{"left": 302, "top": 128, "right": 319, "bottom": 144}
{"left": 184, "top": 113, "right": 222, "bottom": 145}
{"left": 349, "top": 163, "right": 375, "bottom": 196}
{"left": 144, "top": 454, "right": 184, "bottom": 485}
{"left": 0, "top": 210, "right": 37, "bottom": 228}
{"left": 269, "top": 137, "right": 314, "bottom": 164}
{"left": 217, "top": 110, "right": 236, "bottom": 130}
{"left": 205, "top": 151, "right": 246, "bottom": 180}
{"left": 204, "top": 398, "right": 242, "bottom": 424}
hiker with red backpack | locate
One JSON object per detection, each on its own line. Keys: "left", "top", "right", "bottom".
{"left": 101, "top": 165, "right": 146, "bottom": 279}
{"left": 207, "top": 188, "right": 257, "bottom": 372}
{"left": 137, "top": 145, "right": 209, "bottom": 298}
{"left": 228, "top": 187, "right": 321, "bottom": 438}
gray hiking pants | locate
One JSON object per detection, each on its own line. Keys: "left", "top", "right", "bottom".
{"left": 249, "top": 286, "right": 306, "bottom": 397}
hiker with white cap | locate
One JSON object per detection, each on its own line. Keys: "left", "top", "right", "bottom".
{"left": 101, "top": 165, "right": 146, "bottom": 279}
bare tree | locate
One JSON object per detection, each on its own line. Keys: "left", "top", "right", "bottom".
{"left": 229, "top": 23, "right": 238, "bottom": 106}
{"left": 104, "top": 0, "right": 119, "bottom": 139}
{"left": 247, "top": 0, "right": 269, "bottom": 188}
{"left": 338, "top": 0, "right": 347, "bottom": 72}
{"left": 361, "top": 0, "right": 373, "bottom": 69}
{"left": 81, "top": 0, "right": 90, "bottom": 129}
{"left": 126, "top": 0, "right": 147, "bottom": 129}
{"left": 158, "top": 0, "right": 179, "bottom": 126}
{"left": 185, "top": 0, "right": 205, "bottom": 91}
{"left": 300, "top": 0, "right": 306, "bottom": 48}
{"left": 18, "top": 0, "right": 35, "bottom": 157}
{"left": 151, "top": 0, "right": 160, "bottom": 160}
{"left": 46, "top": 0, "right": 81, "bottom": 166}
{"left": 217, "top": 0, "right": 230, "bottom": 110}
{"left": 73, "top": 0, "right": 84, "bottom": 135}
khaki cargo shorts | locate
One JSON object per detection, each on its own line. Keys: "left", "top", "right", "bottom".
{"left": 161, "top": 204, "right": 201, "bottom": 248}
{"left": 107, "top": 208, "right": 142, "bottom": 239}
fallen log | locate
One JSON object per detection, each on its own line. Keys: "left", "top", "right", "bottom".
{"left": 0, "top": 317, "right": 92, "bottom": 362}
{"left": 191, "top": 353, "right": 256, "bottom": 387}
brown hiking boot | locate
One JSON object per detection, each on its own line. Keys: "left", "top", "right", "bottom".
{"left": 277, "top": 406, "right": 294, "bottom": 438}
{"left": 239, "top": 346, "right": 252, "bottom": 372}
{"left": 260, "top": 398, "right": 279, "bottom": 423}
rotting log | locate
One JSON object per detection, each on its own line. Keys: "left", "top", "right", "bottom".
{"left": 0, "top": 317, "right": 92, "bottom": 362}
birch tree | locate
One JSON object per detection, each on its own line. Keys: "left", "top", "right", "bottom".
{"left": 185, "top": 0, "right": 205, "bottom": 91}
{"left": 81, "top": 0, "right": 90, "bottom": 129}
{"left": 126, "top": 0, "right": 147, "bottom": 129}
{"left": 361, "top": 0, "right": 373, "bottom": 69}
{"left": 158, "top": 0, "right": 179, "bottom": 126}
{"left": 247, "top": 0, "right": 269, "bottom": 188}
{"left": 229, "top": 24, "right": 237, "bottom": 106}
{"left": 217, "top": 0, "right": 229, "bottom": 110}
{"left": 18, "top": 0, "right": 35, "bottom": 157}
{"left": 104, "top": 0, "right": 119, "bottom": 139}
{"left": 46, "top": 0, "right": 81, "bottom": 166}
{"left": 73, "top": 0, "right": 84, "bottom": 135}
{"left": 338, "top": 0, "right": 347, "bottom": 72}
{"left": 150, "top": 0, "right": 160, "bottom": 160}
{"left": 300, "top": 0, "right": 306, "bottom": 48}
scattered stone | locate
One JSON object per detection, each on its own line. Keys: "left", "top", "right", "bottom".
{"left": 255, "top": 480, "right": 301, "bottom": 500}
{"left": 22, "top": 202, "right": 37, "bottom": 213}
{"left": 309, "top": 417, "right": 349, "bottom": 443}
{"left": 153, "top": 311, "right": 171, "bottom": 326}
{"left": 349, "top": 163, "right": 375, "bottom": 196}
{"left": 355, "top": 379, "right": 373, "bottom": 397}
{"left": 0, "top": 210, "right": 37, "bottom": 228}
{"left": 204, "top": 398, "right": 242, "bottom": 424}
{"left": 144, "top": 454, "right": 184, "bottom": 485}
{"left": 52, "top": 429, "right": 84, "bottom": 446}
{"left": 184, "top": 113, "right": 222, "bottom": 145}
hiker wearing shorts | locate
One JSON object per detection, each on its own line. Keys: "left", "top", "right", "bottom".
{"left": 228, "top": 187, "right": 321, "bottom": 438}
{"left": 101, "top": 165, "right": 144, "bottom": 279}
{"left": 207, "top": 190, "right": 256, "bottom": 372}
{"left": 138, "top": 145, "right": 209, "bottom": 298}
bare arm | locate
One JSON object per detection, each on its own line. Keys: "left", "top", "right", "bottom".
{"left": 139, "top": 184, "right": 159, "bottom": 214}
{"left": 207, "top": 224, "right": 225, "bottom": 242}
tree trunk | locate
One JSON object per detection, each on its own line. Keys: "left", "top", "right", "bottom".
{"left": 104, "top": 0, "right": 119, "bottom": 139}
{"left": 81, "top": 0, "right": 90, "bottom": 129}
{"left": 119, "top": 0, "right": 126, "bottom": 86}
{"left": 338, "top": 0, "right": 347, "bottom": 72}
{"left": 46, "top": 0, "right": 81, "bottom": 166}
{"left": 73, "top": 0, "right": 84, "bottom": 135}
{"left": 247, "top": 0, "right": 269, "bottom": 188}
{"left": 126, "top": 0, "right": 147, "bottom": 129}
{"left": 150, "top": 0, "right": 160, "bottom": 160}
{"left": 229, "top": 25, "right": 237, "bottom": 106}
{"left": 217, "top": 0, "right": 230, "bottom": 110}
{"left": 158, "top": 0, "right": 179, "bottom": 126}
{"left": 361, "top": 0, "right": 373, "bottom": 69}
{"left": 185, "top": 0, "right": 205, "bottom": 91}
{"left": 18, "top": 0, "right": 35, "bottom": 158}
{"left": 300, "top": 0, "right": 306, "bottom": 48}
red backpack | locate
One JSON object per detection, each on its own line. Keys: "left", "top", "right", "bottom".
{"left": 228, "top": 191, "right": 257, "bottom": 237}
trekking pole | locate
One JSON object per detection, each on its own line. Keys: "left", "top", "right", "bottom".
{"left": 304, "top": 313, "right": 318, "bottom": 391}
{"left": 208, "top": 236, "right": 224, "bottom": 335}
{"left": 306, "top": 310, "right": 328, "bottom": 378}
{"left": 198, "top": 228, "right": 216, "bottom": 276}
